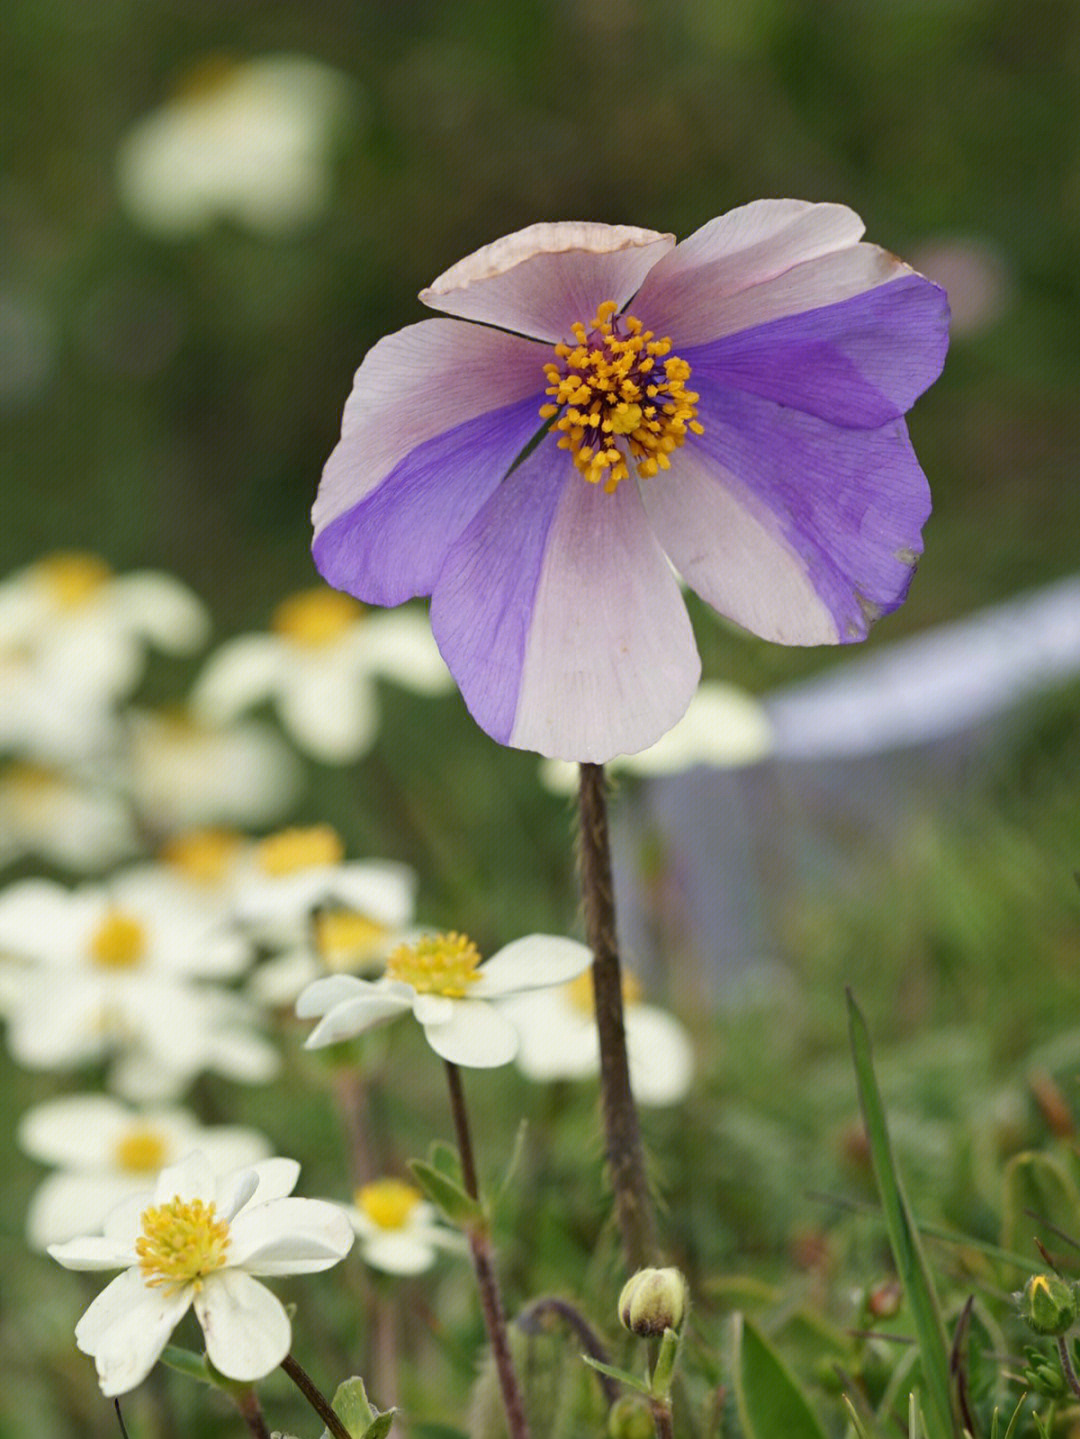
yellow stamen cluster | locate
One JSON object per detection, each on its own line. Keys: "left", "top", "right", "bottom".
{"left": 90, "top": 909, "right": 147, "bottom": 970}
{"left": 255, "top": 824, "right": 344, "bottom": 876}
{"left": 135, "top": 1196, "right": 230, "bottom": 1288}
{"left": 566, "top": 968, "right": 643, "bottom": 1016}
{"left": 384, "top": 931, "right": 482, "bottom": 997}
{"left": 540, "top": 300, "right": 703, "bottom": 493}
{"left": 356, "top": 1178, "right": 422, "bottom": 1231}
{"left": 272, "top": 587, "right": 364, "bottom": 647}
{"left": 161, "top": 828, "right": 244, "bottom": 884}
{"left": 114, "top": 1127, "right": 169, "bottom": 1173}
{"left": 36, "top": 552, "right": 112, "bottom": 609}
{"left": 314, "top": 909, "right": 390, "bottom": 972}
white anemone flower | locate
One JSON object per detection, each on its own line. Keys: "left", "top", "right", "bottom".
{"left": 0, "top": 762, "right": 138, "bottom": 871}
{"left": 298, "top": 932, "right": 593, "bottom": 1068}
{"left": 539, "top": 682, "right": 774, "bottom": 794}
{"left": 19, "top": 1094, "right": 272, "bottom": 1248}
{"left": 498, "top": 971, "right": 695, "bottom": 1107}
{"left": 345, "top": 1177, "right": 462, "bottom": 1275}
{"left": 49, "top": 1151, "right": 353, "bottom": 1396}
{"left": 116, "top": 54, "right": 357, "bottom": 239}
{"left": 191, "top": 587, "right": 452, "bottom": 763}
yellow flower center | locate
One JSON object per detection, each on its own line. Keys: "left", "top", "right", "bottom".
{"left": 135, "top": 1196, "right": 230, "bottom": 1288}
{"left": 255, "top": 824, "right": 344, "bottom": 876}
{"left": 35, "top": 552, "right": 112, "bottom": 609}
{"left": 161, "top": 827, "right": 245, "bottom": 884}
{"left": 90, "top": 909, "right": 147, "bottom": 969}
{"left": 355, "top": 1178, "right": 422, "bottom": 1230}
{"left": 271, "top": 588, "right": 364, "bottom": 647}
{"left": 114, "top": 1127, "right": 169, "bottom": 1173}
{"left": 566, "top": 968, "right": 643, "bottom": 1015}
{"left": 539, "top": 300, "right": 703, "bottom": 493}
{"left": 314, "top": 909, "right": 390, "bottom": 972}
{"left": 384, "top": 931, "right": 482, "bottom": 997}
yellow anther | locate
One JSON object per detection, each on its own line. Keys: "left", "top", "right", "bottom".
{"left": 272, "top": 587, "right": 363, "bottom": 646}
{"left": 385, "top": 931, "right": 482, "bottom": 997}
{"left": 256, "top": 824, "right": 344, "bottom": 876}
{"left": 161, "top": 828, "right": 244, "bottom": 884}
{"left": 90, "top": 910, "right": 147, "bottom": 970}
{"left": 114, "top": 1127, "right": 169, "bottom": 1173}
{"left": 355, "top": 1178, "right": 423, "bottom": 1230}
{"left": 136, "top": 1196, "right": 230, "bottom": 1288}
{"left": 313, "top": 909, "right": 389, "bottom": 972}
{"left": 36, "top": 553, "right": 112, "bottom": 609}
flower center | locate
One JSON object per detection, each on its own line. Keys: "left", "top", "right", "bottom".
{"left": 272, "top": 588, "right": 364, "bottom": 647}
{"left": 255, "top": 824, "right": 344, "bottom": 876}
{"left": 314, "top": 909, "right": 390, "bottom": 972}
{"left": 355, "top": 1178, "right": 422, "bottom": 1230}
{"left": 540, "top": 301, "right": 703, "bottom": 493}
{"left": 566, "top": 968, "right": 642, "bottom": 1015}
{"left": 135, "top": 1195, "right": 230, "bottom": 1288}
{"left": 90, "top": 909, "right": 147, "bottom": 969}
{"left": 384, "top": 931, "right": 482, "bottom": 997}
{"left": 114, "top": 1126, "right": 169, "bottom": 1173}
{"left": 162, "top": 827, "right": 244, "bottom": 883}
{"left": 35, "top": 552, "right": 112, "bottom": 609}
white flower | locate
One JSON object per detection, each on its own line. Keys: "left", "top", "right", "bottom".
{"left": 19, "top": 1094, "right": 271, "bottom": 1248}
{"left": 498, "top": 972, "right": 695, "bottom": 1107}
{"left": 0, "top": 762, "right": 138, "bottom": 871}
{"left": 191, "top": 587, "right": 452, "bottom": 763}
{"left": 539, "top": 682, "right": 773, "bottom": 794}
{"left": 345, "top": 1177, "right": 462, "bottom": 1275}
{"left": 298, "top": 932, "right": 592, "bottom": 1068}
{"left": 49, "top": 1151, "right": 353, "bottom": 1396}
{"left": 116, "top": 54, "right": 357, "bottom": 238}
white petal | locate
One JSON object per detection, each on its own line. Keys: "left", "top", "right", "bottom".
{"left": 194, "top": 1270, "right": 291, "bottom": 1382}
{"left": 418, "top": 998, "right": 519, "bottom": 1068}
{"left": 295, "top": 972, "right": 368, "bottom": 1017}
{"left": 472, "top": 935, "right": 593, "bottom": 997}
{"left": 16, "top": 1093, "right": 130, "bottom": 1167}
{"left": 360, "top": 1232, "right": 437, "bottom": 1275}
{"left": 153, "top": 1151, "right": 214, "bottom": 1204}
{"left": 190, "top": 635, "right": 287, "bottom": 724}
{"left": 617, "top": 682, "right": 774, "bottom": 775}
{"left": 352, "top": 608, "right": 453, "bottom": 694}
{"left": 276, "top": 663, "right": 379, "bottom": 763}
{"left": 626, "top": 1006, "right": 696, "bottom": 1107}
{"left": 228, "top": 1197, "right": 353, "bottom": 1274}
{"left": 48, "top": 1234, "right": 134, "bottom": 1271}
{"left": 79, "top": 1268, "right": 193, "bottom": 1395}
{"left": 29, "top": 1172, "right": 142, "bottom": 1250}
{"left": 214, "top": 1168, "right": 259, "bottom": 1222}
{"left": 500, "top": 990, "right": 598, "bottom": 1081}
{"left": 107, "top": 572, "right": 211, "bottom": 653}
{"left": 304, "top": 993, "right": 411, "bottom": 1047}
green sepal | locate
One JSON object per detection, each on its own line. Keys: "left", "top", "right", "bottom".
{"left": 159, "top": 1346, "right": 214, "bottom": 1386}
{"left": 408, "top": 1157, "right": 483, "bottom": 1228}
{"left": 580, "top": 1354, "right": 652, "bottom": 1397}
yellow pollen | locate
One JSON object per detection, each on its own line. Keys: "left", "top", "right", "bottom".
{"left": 384, "top": 931, "right": 482, "bottom": 997}
{"left": 90, "top": 910, "right": 147, "bottom": 970}
{"left": 272, "top": 588, "right": 364, "bottom": 647}
{"left": 355, "top": 1178, "right": 422, "bottom": 1230}
{"left": 540, "top": 302, "right": 702, "bottom": 492}
{"left": 35, "top": 552, "right": 112, "bottom": 609}
{"left": 314, "top": 909, "right": 390, "bottom": 972}
{"left": 566, "top": 968, "right": 643, "bottom": 1016}
{"left": 135, "top": 1196, "right": 230, "bottom": 1288}
{"left": 256, "top": 824, "right": 344, "bottom": 876}
{"left": 161, "top": 828, "right": 244, "bottom": 884}
{"left": 114, "top": 1127, "right": 169, "bottom": 1173}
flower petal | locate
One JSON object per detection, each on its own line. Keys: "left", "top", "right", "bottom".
{"left": 232, "top": 1157, "right": 302, "bottom": 1209}
{"left": 78, "top": 1267, "right": 193, "bottom": 1396}
{"left": 107, "top": 573, "right": 211, "bottom": 653}
{"left": 194, "top": 1269, "right": 290, "bottom": 1381}
{"left": 419, "top": 221, "right": 675, "bottom": 343}
{"left": 294, "top": 973, "right": 368, "bottom": 1018}
{"left": 360, "top": 1231, "right": 438, "bottom": 1275}
{"left": 472, "top": 935, "right": 592, "bottom": 997}
{"left": 48, "top": 1233, "right": 135, "bottom": 1271}
{"left": 303, "top": 992, "right": 411, "bottom": 1047}
{"left": 625, "top": 1006, "right": 696, "bottom": 1107}
{"left": 416, "top": 997, "right": 519, "bottom": 1068}
{"left": 276, "top": 661, "right": 379, "bottom": 763}
{"left": 313, "top": 320, "right": 548, "bottom": 604}
{"left": 30, "top": 1172, "right": 142, "bottom": 1250}
{"left": 683, "top": 274, "right": 949, "bottom": 428}
{"left": 431, "top": 439, "right": 701, "bottom": 761}
{"left": 227, "top": 1197, "right": 353, "bottom": 1274}
{"left": 643, "top": 387, "right": 931, "bottom": 645}
{"left": 190, "top": 636, "right": 287, "bottom": 724}
{"left": 16, "top": 1093, "right": 130, "bottom": 1167}
{"left": 153, "top": 1151, "right": 215, "bottom": 1204}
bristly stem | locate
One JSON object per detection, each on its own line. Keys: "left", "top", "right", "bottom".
{"left": 1058, "top": 1336, "right": 1080, "bottom": 1401}
{"left": 651, "top": 1399, "right": 675, "bottom": 1439}
{"left": 444, "top": 1060, "right": 531, "bottom": 1439}
{"left": 280, "top": 1353, "right": 351, "bottom": 1439}
{"left": 578, "top": 761, "right": 655, "bottom": 1272}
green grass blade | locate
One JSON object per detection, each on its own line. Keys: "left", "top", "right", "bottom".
{"left": 731, "top": 1314, "right": 830, "bottom": 1439}
{"left": 847, "top": 990, "right": 957, "bottom": 1439}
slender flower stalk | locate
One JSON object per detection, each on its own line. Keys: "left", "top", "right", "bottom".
{"left": 443, "top": 1061, "right": 530, "bottom": 1439}
{"left": 234, "top": 1387, "right": 271, "bottom": 1439}
{"left": 577, "top": 762, "right": 655, "bottom": 1271}
{"left": 280, "top": 1353, "right": 352, "bottom": 1439}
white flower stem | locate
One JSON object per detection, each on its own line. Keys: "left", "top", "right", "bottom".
{"left": 577, "top": 761, "right": 655, "bottom": 1272}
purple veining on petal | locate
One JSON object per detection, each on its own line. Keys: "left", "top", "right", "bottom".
{"left": 429, "top": 438, "right": 566, "bottom": 744}
{"left": 313, "top": 394, "right": 544, "bottom": 606}
{"left": 691, "top": 382, "right": 932, "bottom": 641}
{"left": 683, "top": 276, "right": 949, "bottom": 430}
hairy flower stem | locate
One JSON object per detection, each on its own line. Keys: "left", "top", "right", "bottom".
{"left": 650, "top": 1399, "right": 675, "bottom": 1439}
{"left": 578, "top": 761, "right": 656, "bottom": 1272}
{"left": 444, "top": 1060, "right": 531, "bottom": 1439}
{"left": 1058, "top": 1336, "right": 1080, "bottom": 1401}
{"left": 280, "top": 1353, "right": 352, "bottom": 1439}
{"left": 233, "top": 1388, "right": 271, "bottom": 1439}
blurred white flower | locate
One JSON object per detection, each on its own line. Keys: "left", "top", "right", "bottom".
{"left": 499, "top": 971, "right": 695, "bottom": 1107}
{"left": 0, "top": 762, "right": 138, "bottom": 871}
{"left": 539, "top": 682, "right": 773, "bottom": 794}
{"left": 345, "top": 1177, "right": 461, "bottom": 1274}
{"left": 49, "top": 1152, "right": 353, "bottom": 1396}
{"left": 251, "top": 897, "right": 418, "bottom": 1009}
{"left": 116, "top": 54, "right": 358, "bottom": 238}
{"left": 19, "top": 1094, "right": 271, "bottom": 1248}
{"left": 192, "top": 587, "right": 452, "bottom": 764}
{"left": 127, "top": 707, "right": 303, "bottom": 832}
{"left": 298, "top": 932, "right": 592, "bottom": 1068}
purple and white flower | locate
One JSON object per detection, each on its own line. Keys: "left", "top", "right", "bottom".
{"left": 313, "top": 205, "right": 949, "bottom": 761}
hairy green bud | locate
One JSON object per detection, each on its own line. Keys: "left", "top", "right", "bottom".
{"left": 618, "top": 1267, "right": 688, "bottom": 1338}
{"left": 607, "top": 1395, "right": 655, "bottom": 1439}
{"left": 1021, "top": 1274, "right": 1078, "bottom": 1336}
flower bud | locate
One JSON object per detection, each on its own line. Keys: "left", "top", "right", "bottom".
{"left": 1020, "top": 1274, "right": 1078, "bottom": 1336}
{"left": 618, "top": 1267, "right": 687, "bottom": 1338}
{"left": 607, "top": 1395, "right": 655, "bottom": 1439}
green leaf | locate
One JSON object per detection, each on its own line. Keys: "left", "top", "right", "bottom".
{"left": 358, "top": 1415, "right": 395, "bottom": 1439}
{"left": 1002, "top": 1151, "right": 1080, "bottom": 1257}
{"left": 320, "top": 1377, "right": 378, "bottom": 1439}
{"left": 408, "top": 1158, "right": 483, "bottom": 1228}
{"left": 427, "top": 1141, "right": 465, "bottom": 1186}
{"left": 730, "top": 1314, "right": 829, "bottom": 1439}
{"left": 579, "top": 1354, "right": 652, "bottom": 1397}
{"left": 847, "top": 991, "right": 956, "bottom": 1439}
{"left": 159, "top": 1346, "right": 213, "bottom": 1385}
